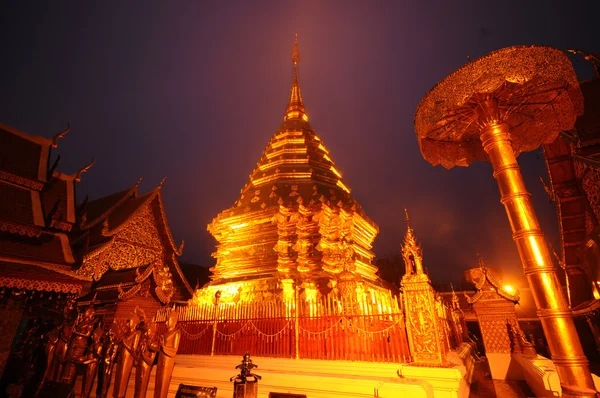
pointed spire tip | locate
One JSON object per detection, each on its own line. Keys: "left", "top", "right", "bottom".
{"left": 284, "top": 34, "right": 308, "bottom": 122}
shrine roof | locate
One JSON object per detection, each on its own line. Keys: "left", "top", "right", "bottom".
{"left": 0, "top": 260, "right": 88, "bottom": 293}
{"left": 0, "top": 123, "right": 51, "bottom": 185}
{"left": 94, "top": 264, "right": 146, "bottom": 289}
{"left": 79, "top": 181, "right": 140, "bottom": 230}
{"left": 0, "top": 181, "right": 39, "bottom": 231}
{"left": 576, "top": 78, "right": 600, "bottom": 146}
{"left": 212, "top": 38, "right": 376, "bottom": 229}
{"left": 72, "top": 181, "right": 193, "bottom": 298}
{"left": 41, "top": 173, "right": 76, "bottom": 231}
{"left": 215, "top": 120, "right": 375, "bottom": 227}
{"left": 78, "top": 289, "right": 119, "bottom": 305}
{"left": 0, "top": 230, "right": 75, "bottom": 265}
{"left": 105, "top": 189, "right": 156, "bottom": 232}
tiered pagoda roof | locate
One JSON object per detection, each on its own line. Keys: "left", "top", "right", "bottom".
{"left": 223, "top": 38, "right": 366, "bottom": 219}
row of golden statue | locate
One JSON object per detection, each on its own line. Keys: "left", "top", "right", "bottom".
{"left": 41, "top": 305, "right": 181, "bottom": 398}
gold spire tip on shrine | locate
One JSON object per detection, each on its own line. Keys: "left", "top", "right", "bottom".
{"left": 404, "top": 208, "right": 411, "bottom": 227}
{"left": 292, "top": 33, "right": 300, "bottom": 65}
{"left": 284, "top": 34, "right": 308, "bottom": 122}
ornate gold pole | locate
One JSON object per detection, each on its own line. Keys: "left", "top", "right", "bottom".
{"left": 476, "top": 97, "right": 594, "bottom": 395}
{"left": 414, "top": 46, "right": 597, "bottom": 396}
{"left": 294, "top": 285, "right": 300, "bottom": 360}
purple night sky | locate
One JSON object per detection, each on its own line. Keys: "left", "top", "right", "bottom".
{"left": 1, "top": 1, "right": 598, "bottom": 286}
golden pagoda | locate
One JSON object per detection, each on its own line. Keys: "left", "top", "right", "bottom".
{"left": 193, "top": 36, "right": 392, "bottom": 311}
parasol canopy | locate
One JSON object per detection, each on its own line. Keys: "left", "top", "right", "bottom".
{"left": 414, "top": 45, "right": 583, "bottom": 169}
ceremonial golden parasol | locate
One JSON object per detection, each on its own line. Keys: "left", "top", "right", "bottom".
{"left": 415, "top": 46, "right": 595, "bottom": 396}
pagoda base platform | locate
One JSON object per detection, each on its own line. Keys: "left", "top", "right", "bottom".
{"left": 72, "top": 349, "right": 476, "bottom": 398}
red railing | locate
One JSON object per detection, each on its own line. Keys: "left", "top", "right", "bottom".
{"left": 156, "top": 295, "right": 411, "bottom": 363}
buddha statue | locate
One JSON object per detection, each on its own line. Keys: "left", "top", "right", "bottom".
{"left": 41, "top": 323, "right": 60, "bottom": 382}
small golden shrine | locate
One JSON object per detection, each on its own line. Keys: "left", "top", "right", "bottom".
{"left": 400, "top": 210, "right": 453, "bottom": 366}
{"left": 193, "top": 36, "right": 393, "bottom": 310}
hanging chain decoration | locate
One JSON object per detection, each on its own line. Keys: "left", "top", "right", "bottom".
{"left": 179, "top": 323, "right": 211, "bottom": 340}
{"left": 298, "top": 316, "right": 402, "bottom": 336}
{"left": 215, "top": 320, "right": 293, "bottom": 339}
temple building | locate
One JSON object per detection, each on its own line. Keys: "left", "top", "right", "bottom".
{"left": 0, "top": 123, "right": 92, "bottom": 378}
{"left": 542, "top": 50, "right": 600, "bottom": 357}
{"left": 192, "top": 37, "right": 394, "bottom": 311}
{"left": 73, "top": 178, "right": 193, "bottom": 325}
{"left": 0, "top": 122, "right": 193, "bottom": 389}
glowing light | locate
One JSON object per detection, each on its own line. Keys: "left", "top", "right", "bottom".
{"left": 258, "top": 158, "right": 308, "bottom": 171}
{"left": 330, "top": 166, "right": 342, "bottom": 178}
{"left": 252, "top": 172, "right": 312, "bottom": 186}
{"left": 267, "top": 147, "right": 307, "bottom": 159}
{"left": 336, "top": 180, "right": 351, "bottom": 193}
{"left": 504, "top": 285, "right": 514, "bottom": 293}
{"left": 271, "top": 138, "right": 305, "bottom": 148}
{"left": 231, "top": 223, "right": 248, "bottom": 230}
{"left": 318, "top": 143, "right": 329, "bottom": 154}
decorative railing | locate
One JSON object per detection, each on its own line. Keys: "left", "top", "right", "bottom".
{"left": 156, "top": 294, "right": 411, "bottom": 363}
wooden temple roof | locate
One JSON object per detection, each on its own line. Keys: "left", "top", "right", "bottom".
{"left": 0, "top": 121, "right": 193, "bottom": 303}
{"left": 543, "top": 71, "right": 600, "bottom": 307}
{"left": 73, "top": 179, "right": 193, "bottom": 301}
{"left": 0, "top": 260, "right": 87, "bottom": 294}
{"left": 0, "top": 123, "right": 52, "bottom": 187}
{"left": 0, "top": 122, "right": 88, "bottom": 294}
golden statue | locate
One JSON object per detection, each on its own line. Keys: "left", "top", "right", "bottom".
{"left": 113, "top": 318, "right": 141, "bottom": 398}
{"left": 50, "top": 321, "right": 73, "bottom": 382}
{"left": 81, "top": 324, "right": 103, "bottom": 398}
{"left": 61, "top": 306, "right": 97, "bottom": 384}
{"left": 96, "top": 328, "right": 120, "bottom": 398}
{"left": 42, "top": 323, "right": 60, "bottom": 382}
{"left": 154, "top": 308, "right": 181, "bottom": 398}
{"left": 134, "top": 322, "right": 159, "bottom": 398}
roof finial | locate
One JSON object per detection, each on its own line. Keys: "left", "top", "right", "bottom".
{"left": 284, "top": 34, "right": 308, "bottom": 122}
{"left": 404, "top": 208, "right": 411, "bottom": 228}
{"left": 292, "top": 33, "right": 300, "bottom": 65}
{"left": 74, "top": 157, "right": 95, "bottom": 182}
{"left": 52, "top": 122, "right": 70, "bottom": 148}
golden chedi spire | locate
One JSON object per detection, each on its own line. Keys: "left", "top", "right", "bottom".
{"left": 206, "top": 36, "right": 382, "bottom": 299}
{"left": 284, "top": 34, "right": 308, "bottom": 122}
